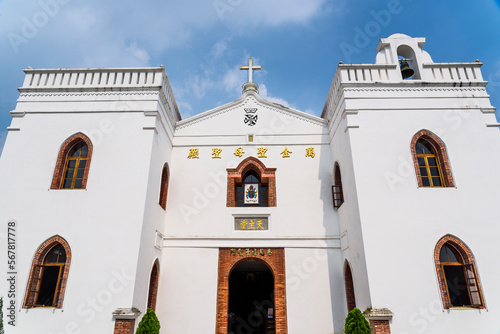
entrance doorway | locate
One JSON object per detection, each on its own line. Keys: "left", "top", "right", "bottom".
{"left": 228, "top": 259, "right": 275, "bottom": 334}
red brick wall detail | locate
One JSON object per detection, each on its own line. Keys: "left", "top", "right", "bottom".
{"left": 434, "top": 234, "right": 485, "bottom": 309}
{"left": 226, "top": 156, "right": 277, "bottom": 207}
{"left": 215, "top": 248, "right": 287, "bottom": 334}
{"left": 369, "top": 320, "right": 391, "bottom": 334}
{"left": 410, "top": 130, "right": 454, "bottom": 187}
{"left": 23, "top": 235, "right": 72, "bottom": 308}
{"left": 50, "top": 132, "right": 93, "bottom": 189}
{"left": 113, "top": 319, "right": 135, "bottom": 334}
{"left": 344, "top": 260, "right": 356, "bottom": 312}
{"left": 159, "top": 163, "right": 169, "bottom": 210}
{"left": 147, "top": 260, "right": 160, "bottom": 311}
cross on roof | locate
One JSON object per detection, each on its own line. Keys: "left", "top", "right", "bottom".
{"left": 239, "top": 58, "right": 262, "bottom": 84}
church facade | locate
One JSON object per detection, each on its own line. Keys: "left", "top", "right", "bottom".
{"left": 1, "top": 34, "right": 499, "bottom": 333}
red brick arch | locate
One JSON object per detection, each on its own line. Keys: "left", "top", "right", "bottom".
{"left": 159, "top": 163, "right": 169, "bottom": 210}
{"left": 215, "top": 248, "right": 287, "bottom": 334}
{"left": 434, "top": 234, "right": 485, "bottom": 309}
{"left": 147, "top": 259, "right": 160, "bottom": 311}
{"left": 226, "top": 156, "right": 276, "bottom": 207}
{"left": 23, "top": 235, "right": 72, "bottom": 308}
{"left": 410, "top": 130, "right": 454, "bottom": 187}
{"left": 50, "top": 132, "right": 93, "bottom": 189}
{"left": 344, "top": 260, "right": 356, "bottom": 312}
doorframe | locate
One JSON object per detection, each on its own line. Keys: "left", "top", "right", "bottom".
{"left": 215, "top": 248, "right": 288, "bottom": 334}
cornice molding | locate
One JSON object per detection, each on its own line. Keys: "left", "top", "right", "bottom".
{"left": 18, "top": 91, "right": 158, "bottom": 98}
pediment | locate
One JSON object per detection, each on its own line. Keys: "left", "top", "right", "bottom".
{"left": 175, "top": 92, "right": 326, "bottom": 136}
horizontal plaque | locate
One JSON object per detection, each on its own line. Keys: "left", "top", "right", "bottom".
{"left": 234, "top": 217, "right": 268, "bottom": 231}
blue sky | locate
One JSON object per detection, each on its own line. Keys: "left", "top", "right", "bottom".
{"left": 1, "top": 0, "right": 499, "bottom": 155}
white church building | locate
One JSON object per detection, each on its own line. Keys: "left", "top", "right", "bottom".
{"left": 1, "top": 34, "right": 500, "bottom": 334}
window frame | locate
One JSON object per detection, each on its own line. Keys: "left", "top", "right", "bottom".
{"left": 147, "top": 260, "right": 160, "bottom": 311}
{"left": 226, "top": 157, "right": 276, "bottom": 207}
{"left": 23, "top": 236, "right": 72, "bottom": 309}
{"left": 344, "top": 260, "right": 356, "bottom": 312}
{"left": 159, "top": 163, "right": 169, "bottom": 210}
{"left": 333, "top": 162, "right": 344, "bottom": 209}
{"left": 60, "top": 141, "right": 89, "bottom": 189}
{"left": 434, "top": 235, "right": 485, "bottom": 309}
{"left": 51, "top": 133, "right": 93, "bottom": 190}
{"left": 235, "top": 170, "right": 268, "bottom": 207}
{"left": 411, "top": 130, "right": 454, "bottom": 188}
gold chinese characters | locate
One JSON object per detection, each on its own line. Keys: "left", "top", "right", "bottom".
{"left": 230, "top": 248, "right": 273, "bottom": 257}
{"left": 187, "top": 147, "right": 316, "bottom": 159}
{"left": 239, "top": 219, "right": 264, "bottom": 230}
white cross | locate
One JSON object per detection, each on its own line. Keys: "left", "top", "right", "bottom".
{"left": 239, "top": 58, "right": 262, "bottom": 84}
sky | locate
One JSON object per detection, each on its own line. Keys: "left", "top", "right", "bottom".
{"left": 0, "top": 0, "right": 500, "bottom": 155}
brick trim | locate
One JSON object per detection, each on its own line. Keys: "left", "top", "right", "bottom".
{"left": 334, "top": 162, "right": 344, "bottom": 208}
{"left": 23, "top": 235, "right": 72, "bottom": 308}
{"left": 369, "top": 319, "right": 391, "bottom": 334}
{"left": 344, "top": 260, "right": 356, "bottom": 312}
{"left": 434, "top": 234, "right": 485, "bottom": 309}
{"left": 147, "top": 259, "right": 160, "bottom": 311}
{"left": 226, "top": 156, "right": 277, "bottom": 207}
{"left": 159, "top": 163, "right": 169, "bottom": 210}
{"left": 410, "top": 130, "right": 454, "bottom": 187}
{"left": 215, "top": 248, "right": 287, "bottom": 334}
{"left": 113, "top": 319, "right": 135, "bottom": 334}
{"left": 50, "top": 133, "right": 93, "bottom": 189}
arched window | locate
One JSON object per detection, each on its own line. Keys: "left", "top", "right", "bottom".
{"left": 332, "top": 162, "right": 344, "bottom": 209}
{"left": 415, "top": 139, "right": 443, "bottom": 187}
{"left": 51, "top": 133, "right": 93, "bottom": 189}
{"left": 435, "top": 236, "right": 484, "bottom": 308}
{"left": 147, "top": 260, "right": 160, "bottom": 311}
{"left": 226, "top": 157, "right": 276, "bottom": 207}
{"left": 344, "top": 260, "right": 356, "bottom": 312}
{"left": 236, "top": 170, "right": 268, "bottom": 207}
{"left": 24, "top": 236, "right": 71, "bottom": 308}
{"left": 411, "top": 130, "right": 454, "bottom": 188}
{"left": 159, "top": 164, "right": 169, "bottom": 210}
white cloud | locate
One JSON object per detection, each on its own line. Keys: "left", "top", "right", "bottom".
{"left": 211, "top": 38, "right": 231, "bottom": 58}
{"left": 214, "top": 0, "right": 326, "bottom": 28}
{"left": 222, "top": 67, "right": 242, "bottom": 93}
{"left": 0, "top": 0, "right": 328, "bottom": 128}
{"left": 125, "top": 43, "right": 151, "bottom": 66}
{"left": 259, "top": 84, "right": 295, "bottom": 109}
{"left": 0, "top": 0, "right": 327, "bottom": 65}
{"left": 191, "top": 75, "right": 216, "bottom": 98}
{"left": 176, "top": 101, "right": 194, "bottom": 119}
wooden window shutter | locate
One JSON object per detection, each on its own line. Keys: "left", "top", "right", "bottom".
{"left": 464, "top": 264, "right": 483, "bottom": 307}
{"left": 26, "top": 265, "right": 43, "bottom": 307}
{"left": 332, "top": 185, "right": 343, "bottom": 209}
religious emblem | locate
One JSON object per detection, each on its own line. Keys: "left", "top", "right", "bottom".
{"left": 244, "top": 108, "right": 258, "bottom": 126}
{"left": 244, "top": 183, "right": 259, "bottom": 204}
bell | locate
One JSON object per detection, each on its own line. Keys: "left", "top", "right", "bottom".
{"left": 400, "top": 61, "right": 414, "bottom": 79}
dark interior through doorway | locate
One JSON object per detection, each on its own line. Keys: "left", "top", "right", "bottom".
{"left": 228, "top": 259, "right": 275, "bottom": 334}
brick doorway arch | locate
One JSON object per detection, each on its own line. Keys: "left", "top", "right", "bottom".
{"left": 216, "top": 248, "right": 287, "bottom": 334}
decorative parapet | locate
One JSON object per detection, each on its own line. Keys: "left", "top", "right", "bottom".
{"left": 21, "top": 67, "right": 163, "bottom": 91}
{"left": 422, "top": 62, "right": 483, "bottom": 82}
{"left": 321, "top": 61, "right": 487, "bottom": 120}
{"left": 19, "top": 66, "right": 181, "bottom": 121}
{"left": 112, "top": 307, "right": 142, "bottom": 320}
